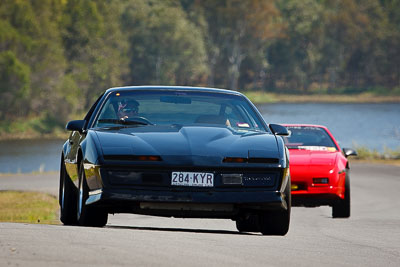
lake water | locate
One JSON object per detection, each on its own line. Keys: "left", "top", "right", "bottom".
{"left": 0, "top": 139, "right": 64, "bottom": 174}
{"left": 258, "top": 102, "right": 400, "bottom": 151}
{"left": 0, "top": 103, "right": 399, "bottom": 173}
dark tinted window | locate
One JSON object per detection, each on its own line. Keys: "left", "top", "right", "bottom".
{"left": 283, "top": 126, "right": 337, "bottom": 150}
{"left": 93, "top": 90, "right": 266, "bottom": 132}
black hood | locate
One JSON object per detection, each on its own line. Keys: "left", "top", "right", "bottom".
{"left": 94, "top": 125, "right": 281, "bottom": 167}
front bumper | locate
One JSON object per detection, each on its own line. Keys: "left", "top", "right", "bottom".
{"left": 290, "top": 167, "right": 347, "bottom": 206}
{"left": 292, "top": 193, "right": 343, "bottom": 207}
{"left": 83, "top": 164, "right": 290, "bottom": 218}
{"left": 291, "top": 184, "right": 344, "bottom": 207}
{"left": 86, "top": 187, "right": 288, "bottom": 218}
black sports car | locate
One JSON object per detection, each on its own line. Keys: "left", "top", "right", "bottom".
{"left": 60, "top": 86, "right": 291, "bottom": 235}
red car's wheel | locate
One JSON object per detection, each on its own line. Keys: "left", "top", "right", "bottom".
{"left": 332, "top": 170, "right": 350, "bottom": 218}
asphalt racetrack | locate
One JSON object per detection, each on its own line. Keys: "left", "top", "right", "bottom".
{"left": 0, "top": 162, "right": 399, "bottom": 266}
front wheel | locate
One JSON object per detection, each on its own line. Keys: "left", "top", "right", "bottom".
{"left": 77, "top": 161, "right": 108, "bottom": 227}
{"left": 236, "top": 213, "right": 260, "bottom": 233}
{"left": 259, "top": 177, "right": 291, "bottom": 236}
{"left": 332, "top": 171, "right": 350, "bottom": 218}
{"left": 59, "top": 156, "right": 77, "bottom": 225}
{"left": 259, "top": 210, "right": 290, "bottom": 236}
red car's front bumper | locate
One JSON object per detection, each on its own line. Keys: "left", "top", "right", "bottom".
{"left": 290, "top": 167, "right": 346, "bottom": 207}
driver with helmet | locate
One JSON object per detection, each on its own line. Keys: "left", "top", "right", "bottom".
{"left": 117, "top": 99, "right": 139, "bottom": 120}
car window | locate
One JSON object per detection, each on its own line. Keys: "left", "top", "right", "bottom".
{"left": 82, "top": 93, "right": 104, "bottom": 129}
{"left": 92, "top": 90, "right": 266, "bottom": 132}
{"left": 283, "top": 126, "right": 338, "bottom": 150}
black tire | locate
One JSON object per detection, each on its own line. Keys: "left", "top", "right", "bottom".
{"left": 77, "top": 161, "right": 108, "bottom": 227}
{"left": 259, "top": 177, "right": 291, "bottom": 236}
{"left": 59, "top": 156, "right": 77, "bottom": 225}
{"left": 332, "top": 170, "right": 350, "bottom": 218}
{"left": 236, "top": 214, "right": 260, "bottom": 233}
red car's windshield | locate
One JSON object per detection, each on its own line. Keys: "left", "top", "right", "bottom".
{"left": 283, "top": 126, "right": 338, "bottom": 151}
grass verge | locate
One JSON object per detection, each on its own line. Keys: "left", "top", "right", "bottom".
{"left": 350, "top": 146, "right": 400, "bottom": 166}
{"left": 0, "top": 171, "right": 59, "bottom": 177}
{"left": 244, "top": 91, "right": 400, "bottom": 104}
{"left": 0, "top": 115, "right": 69, "bottom": 141}
{"left": 0, "top": 191, "right": 59, "bottom": 224}
{"left": 354, "top": 146, "right": 400, "bottom": 160}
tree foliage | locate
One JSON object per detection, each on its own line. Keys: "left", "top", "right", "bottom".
{"left": 0, "top": 0, "right": 399, "bottom": 125}
{"left": 121, "top": 0, "right": 208, "bottom": 86}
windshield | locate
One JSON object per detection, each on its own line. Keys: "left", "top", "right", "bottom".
{"left": 92, "top": 90, "right": 266, "bottom": 132}
{"left": 283, "top": 126, "right": 338, "bottom": 151}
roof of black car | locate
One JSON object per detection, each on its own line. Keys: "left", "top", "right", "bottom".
{"left": 106, "top": 86, "right": 243, "bottom": 96}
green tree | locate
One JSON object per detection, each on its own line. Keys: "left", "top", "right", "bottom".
{"left": 197, "top": 0, "right": 283, "bottom": 90}
{"left": 0, "top": 51, "right": 30, "bottom": 119}
{"left": 268, "top": 0, "right": 325, "bottom": 92}
{"left": 62, "top": 0, "right": 129, "bottom": 109}
{"left": 373, "top": 0, "right": 400, "bottom": 90}
{"left": 321, "top": 0, "right": 388, "bottom": 90}
{"left": 121, "top": 0, "right": 208, "bottom": 86}
{"left": 0, "top": 0, "right": 67, "bottom": 121}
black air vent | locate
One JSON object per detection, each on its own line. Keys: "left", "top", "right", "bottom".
{"left": 142, "top": 173, "right": 164, "bottom": 185}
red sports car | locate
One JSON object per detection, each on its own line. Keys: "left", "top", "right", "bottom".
{"left": 282, "top": 124, "right": 357, "bottom": 218}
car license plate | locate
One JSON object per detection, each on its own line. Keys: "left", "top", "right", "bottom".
{"left": 171, "top": 172, "right": 214, "bottom": 187}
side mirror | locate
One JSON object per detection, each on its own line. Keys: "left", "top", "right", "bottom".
{"left": 342, "top": 148, "right": 358, "bottom": 157}
{"left": 269, "top": 124, "right": 289, "bottom": 136}
{"left": 66, "top": 120, "right": 86, "bottom": 132}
